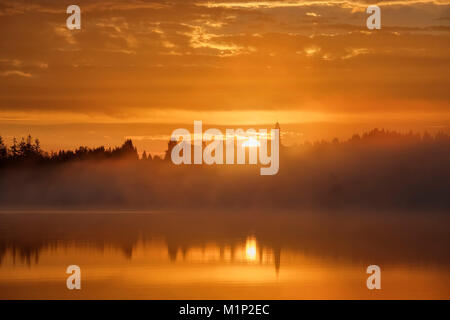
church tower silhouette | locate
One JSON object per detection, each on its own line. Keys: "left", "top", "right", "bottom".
{"left": 275, "top": 121, "right": 281, "bottom": 146}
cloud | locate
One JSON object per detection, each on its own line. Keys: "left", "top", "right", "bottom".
{"left": 0, "top": 0, "right": 449, "bottom": 122}
{"left": 341, "top": 47, "right": 371, "bottom": 59}
{"left": 301, "top": 46, "right": 322, "bottom": 57}
{"left": 54, "top": 26, "right": 77, "bottom": 45}
{"left": 0, "top": 59, "right": 48, "bottom": 69}
{"left": 181, "top": 23, "right": 254, "bottom": 56}
{"left": 0, "top": 0, "right": 169, "bottom": 16}
{"left": 0, "top": 70, "right": 32, "bottom": 77}
{"left": 196, "top": 0, "right": 450, "bottom": 9}
{"left": 0, "top": 59, "right": 22, "bottom": 67}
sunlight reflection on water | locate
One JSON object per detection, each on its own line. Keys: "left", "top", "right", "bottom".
{"left": 0, "top": 211, "right": 449, "bottom": 299}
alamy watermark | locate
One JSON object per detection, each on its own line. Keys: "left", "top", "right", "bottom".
{"left": 66, "top": 265, "right": 81, "bottom": 290}
{"left": 366, "top": 265, "right": 381, "bottom": 290}
{"left": 169, "top": 121, "right": 279, "bottom": 175}
{"left": 66, "top": 5, "right": 81, "bottom": 30}
{"left": 66, "top": 4, "right": 381, "bottom": 31}
{"left": 366, "top": 6, "right": 381, "bottom": 30}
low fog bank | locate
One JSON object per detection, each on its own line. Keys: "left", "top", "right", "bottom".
{"left": 1, "top": 129, "right": 449, "bottom": 211}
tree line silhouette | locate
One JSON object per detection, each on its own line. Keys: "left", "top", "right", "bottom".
{"left": 0, "top": 128, "right": 449, "bottom": 210}
{"left": 1, "top": 128, "right": 449, "bottom": 166}
{"left": 0, "top": 135, "right": 140, "bottom": 165}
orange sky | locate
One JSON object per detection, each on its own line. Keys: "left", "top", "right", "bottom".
{"left": 0, "top": 0, "right": 449, "bottom": 153}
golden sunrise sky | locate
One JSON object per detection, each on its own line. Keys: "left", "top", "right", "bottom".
{"left": 0, "top": 0, "right": 449, "bottom": 153}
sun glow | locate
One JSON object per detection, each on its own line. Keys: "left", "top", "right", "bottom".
{"left": 245, "top": 237, "right": 257, "bottom": 261}
{"left": 242, "top": 137, "right": 260, "bottom": 148}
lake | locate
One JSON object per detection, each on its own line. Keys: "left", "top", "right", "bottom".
{"left": 0, "top": 210, "right": 449, "bottom": 299}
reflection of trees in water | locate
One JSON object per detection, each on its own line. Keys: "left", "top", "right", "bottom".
{"left": 165, "top": 237, "right": 282, "bottom": 273}
{"left": 0, "top": 242, "right": 40, "bottom": 266}
{"left": 0, "top": 211, "right": 449, "bottom": 272}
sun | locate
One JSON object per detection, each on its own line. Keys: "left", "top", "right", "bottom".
{"left": 242, "top": 137, "right": 260, "bottom": 148}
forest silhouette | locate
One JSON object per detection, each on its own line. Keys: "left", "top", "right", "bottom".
{"left": 0, "top": 129, "right": 449, "bottom": 210}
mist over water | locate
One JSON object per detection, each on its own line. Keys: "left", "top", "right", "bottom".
{"left": 1, "top": 129, "right": 450, "bottom": 210}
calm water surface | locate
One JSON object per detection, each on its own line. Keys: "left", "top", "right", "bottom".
{"left": 0, "top": 210, "right": 449, "bottom": 299}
